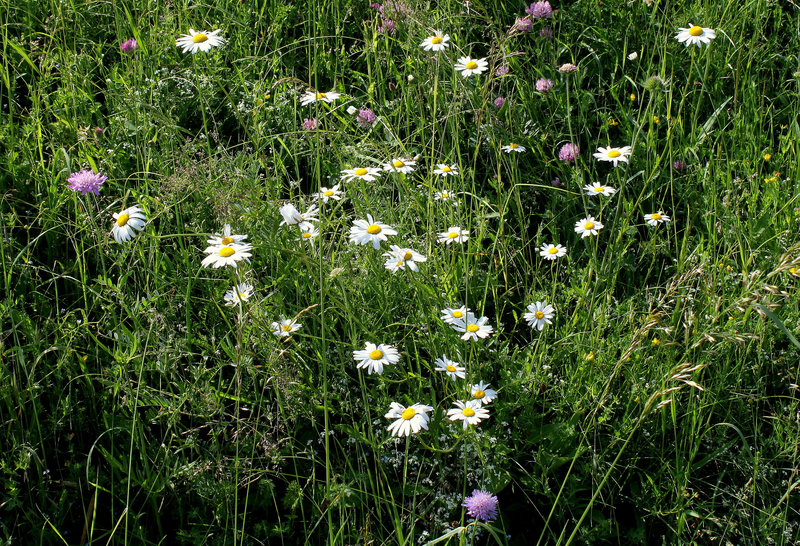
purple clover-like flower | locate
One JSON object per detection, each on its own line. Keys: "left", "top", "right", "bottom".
{"left": 67, "top": 169, "right": 107, "bottom": 195}
{"left": 540, "top": 27, "right": 553, "bottom": 40}
{"left": 673, "top": 160, "right": 687, "bottom": 171}
{"left": 462, "top": 489, "right": 499, "bottom": 522}
{"left": 495, "top": 64, "right": 510, "bottom": 77}
{"left": 526, "top": 1, "right": 553, "bottom": 18}
{"left": 357, "top": 108, "right": 377, "bottom": 127}
{"left": 513, "top": 16, "right": 533, "bottom": 32}
{"left": 551, "top": 177, "right": 563, "bottom": 188}
{"left": 303, "top": 118, "right": 318, "bottom": 130}
{"left": 536, "top": 78, "right": 554, "bottom": 92}
{"left": 120, "top": 38, "right": 137, "bottom": 54}
{"left": 494, "top": 96, "right": 506, "bottom": 109}
{"left": 377, "top": 18, "right": 396, "bottom": 34}
{"left": 558, "top": 143, "right": 579, "bottom": 162}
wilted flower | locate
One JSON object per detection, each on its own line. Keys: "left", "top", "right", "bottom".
{"left": 558, "top": 63, "right": 578, "bottom": 73}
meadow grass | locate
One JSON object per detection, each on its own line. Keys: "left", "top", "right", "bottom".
{"left": 2, "top": 0, "right": 800, "bottom": 543}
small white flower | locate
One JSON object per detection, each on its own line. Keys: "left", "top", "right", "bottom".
{"left": 383, "top": 158, "right": 416, "bottom": 174}
{"left": 470, "top": 381, "right": 498, "bottom": 406}
{"left": 420, "top": 32, "right": 450, "bottom": 52}
{"left": 452, "top": 314, "right": 493, "bottom": 341}
{"left": 434, "top": 189, "right": 457, "bottom": 203}
{"left": 593, "top": 146, "right": 632, "bottom": 167}
{"left": 627, "top": 51, "right": 638, "bottom": 61}
{"left": 341, "top": 166, "right": 382, "bottom": 182}
{"left": 296, "top": 224, "right": 320, "bottom": 243}
{"left": 539, "top": 243, "right": 566, "bottom": 260}
{"left": 644, "top": 211, "right": 671, "bottom": 226}
{"left": 207, "top": 224, "right": 247, "bottom": 246}
{"left": 271, "top": 316, "right": 302, "bottom": 337}
{"left": 523, "top": 301, "right": 555, "bottom": 330}
{"left": 349, "top": 214, "right": 397, "bottom": 249}
{"left": 438, "top": 227, "right": 469, "bottom": 244}
{"left": 675, "top": 24, "right": 716, "bottom": 47}
{"left": 441, "top": 306, "right": 471, "bottom": 324}
{"left": 435, "top": 356, "right": 465, "bottom": 380}
{"left": 224, "top": 283, "right": 254, "bottom": 307}
{"left": 279, "top": 204, "right": 318, "bottom": 230}
{"left": 447, "top": 400, "right": 490, "bottom": 429}
{"left": 584, "top": 182, "right": 617, "bottom": 197}
{"left": 353, "top": 342, "right": 400, "bottom": 375}
{"left": 201, "top": 243, "right": 253, "bottom": 269}
{"left": 176, "top": 29, "right": 225, "bottom": 54}
{"left": 433, "top": 164, "right": 459, "bottom": 177}
{"left": 346, "top": 106, "right": 358, "bottom": 115}
{"left": 385, "top": 402, "right": 434, "bottom": 437}
{"left": 574, "top": 216, "right": 604, "bottom": 238}
{"left": 383, "top": 245, "right": 427, "bottom": 273}
{"left": 501, "top": 143, "right": 526, "bottom": 153}
{"left": 111, "top": 206, "right": 146, "bottom": 243}
{"left": 454, "top": 56, "right": 489, "bottom": 77}
{"left": 318, "top": 184, "right": 344, "bottom": 203}
{"left": 300, "top": 90, "right": 341, "bottom": 106}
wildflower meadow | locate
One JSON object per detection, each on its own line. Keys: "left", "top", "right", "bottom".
{"left": 3, "top": 0, "right": 800, "bottom": 543}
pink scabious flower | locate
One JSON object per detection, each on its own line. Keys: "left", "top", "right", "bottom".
{"left": 540, "top": 27, "right": 553, "bottom": 40}
{"left": 67, "top": 169, "right": 107, "bottom": 195}
{"left": 526, "top": 0, "right": 553, "bottom": 18}
{"left": 357, "top": 108, "right": 377, "bottom": 127}
{"left": 462, "top": 490, "right": 499, "bottom": 522}
{"left": 303, "top": 118, "right": 318, "bottom": 130}
{"left": 558, "top": 63, "right": 578, "bottom": 73}
{"left": 536, "top": 78, "right": 554, "bottom": 92}
{"left": 558, "top": 143, "right": 579, "bottom": 162}
{"left": 120, "top": 38, "right": 137, "bottom": 54}
{"left": 493, "top": 96, "right": 506, "bottom": 109}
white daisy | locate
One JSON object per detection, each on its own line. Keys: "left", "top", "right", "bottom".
{"left": 454, "top": 56, "right": 489, "bottom": 77}
{"left": 176, "top": 29, "right": 225, "bottom": 54}
{"left": 300, "top": 90, "right": 341, "bottom": 106}
{"left": 644, "top": 211, "right": 671, "bottom": 226}
{"left": 201, "top": 243, "right": 253, "bottom": 269}
{"left": 539, "top": 243, "right": 567, "bottom": 260}
{"left": 341, "top": 166, "right": 382, "bottom": 182}
{"left": 584, "top": 182, "right": 617, "bottom": 197}
{"left": 574, "top": 216, "right": 604, "bottom": 238}
{"left": 318, "top": 184, "right": 344, "bottom": 203}
{"left": 207, "top": 224, "right": 247, "bottom": 246}
{"left": 383, "top": 245, "right": 427, "bottom": 273}
{"left": 434, "top": 356, "right": 466, "bottom": 380}
{"left": 383, "top": 158, "right": 416, "bottom": 174}
{"left": 279, "top": 204, "right": 318, "bottom": 230}
{"left": 593, "top": 146, "right": 632, "bottom": 167}
{"left": 434, "top": 189, "right": 457, "bottom": 203}
{"left": 111, "top": 206, "right": 146, "bottom": 243}
{"left": 452, "top": 314, "right": 493, "bottom": 341}
{"left": 446, "top": 400, "right": 490, "bottom": 429}
{"left": 501, "top": 143, "right": 526, "bottom": 153}
{"left": 438, "top": 227, "right": 469, "bottom": 244}
{"left": 296, "top": 224, "right": 320, "bottom": 243}
{"left": 420, "top": 32, "right": 450, "bottom": 52}
{"left": 385, "top": 402, "right": 434, "bottom": 437}
{"left": 675, "top": 24, "right": 716, "bottom": 47}
{"left": 349, "top": 214, "right": 397, "bottom": 249}
{"left": 523, "top": 301, "right": 555, "bottom": 331}
{"left": 271, "top": 316, "right": 302, "bottom": 337}
{"left": 441, "top": 306, "right": 471, "bottom": 324}
{"left": 224, "top": 282, "right": 254, "bottom": 307}
{"left": 433, "top": 164, "right": 459, "bottom": 177}
{"left": 353, "top": 342, "right": 400, "bottom": 375}
{"left": 470, "top": 381, "right": 498, "bottom": 406}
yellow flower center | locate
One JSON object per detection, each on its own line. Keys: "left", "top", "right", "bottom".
{"left": 535, "top": 311, "right": 544, "bottom": 319}
{"left": 354, "top": 168, "right": 368, "bottom": 176}
{"left": 219, "top": 247, "right": 235, "bottom": 257}
{"left": 594, "top": 186, "right": 604, "bottom": 192}
{"left": 608, "top": 150, "right": 621, "bottom": 158}
{"left": 465, "top": 61, "right": 478, "bottom": 70}
{"left": 448, "top": 232, "right": 458, "bottom": 239}
{"left": 442, "top": 166, "right": 452, "bottom": 173}
{"left": 584, "top": 222, "right": 594, "bottom": 230}
{"left": 509, "top": 143, "right": 518, "bottom": 149}
{"left": 315, "top": 92, "right": 326, "bottom": 99}
{"left": 192, "top": 33, "right": 208, "bottom": 43}
{"left": 442, "top": 192, "right": 449, "bottom": 198}
{"left": 401, "top": 407, "right": 416, "bottom": 420}
{"left": 651, "top": 213, "right": 662, "bottom": 220}
{"left": 221, "top": 236, "right": 234, "bottom": 244}
{"left": 473, "top": 390, "right": 485, "bottom": 399}
{"left": 396, "top": 261, "right": 404, "bottom": 267}
{"left": 116, "top": 213, "right": 129, "bottom": 227}
{"left": 324, "top": 190, "right": 334, "bottom": 196}
{"left": 366, "top": 224, "right": 381, "bottom": 234}
{"left": 689, "top": 25, "right": 703, "bottom": 36}
{"left": 462, "top": 408, "right": 476, "bottom": 417}
{"left": 446, "top": 365, "right": 456, "bottom": 372}
{"left": 281, "top": 324, "right": 293, "bottom": 331}
{"left": 393, "top": 160, "right": 405, "bottom": 168}
{"left": 467, "top": 324, "right": 479, "bottom": 332}
{"left": 403, "top": 251, "right": 412, "bottom": 260}
{"left": 302, "top": 232, "right": 312, "bottom": 238}
{"left": 431, "top": 36, "right": 443, "bottom": 44}
{"left": 369, "top": 349, "right": 383, "bottom": 360}
{"left": 548, "top": 247, "right": 558, "bottom": 254}
{"left": 239, "top": 293, "right": 247, "bottom": 298}
{"left": 453, "top": 311, "right": 463, "bottom": 318}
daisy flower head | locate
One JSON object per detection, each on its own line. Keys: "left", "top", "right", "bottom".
{"left": 207, "top": 224, "right": 248, "bottom": 246}
{"left": 441, "top": 306, "right": 471, "bottom": 325}
{"left": 279, "top": 203, "right": 318, "bottom": 230}
{"left": 341, "top": 166, "right": 382, "bottom": 183}
{"left": 271, "top": 316, "right": 301, "bottom": 337}
{"left": 523, "top": 301, "right": 555, "bottom": 330}
{"left": 224, "top": 282, "right": 254, "bottom": 307}
{"left": 452, "top": 315, "right": 493, "bottom": 341}
{"left": 438, "top": 227, "right": 469, "bottom": 244}
{"left": 318, "top": 184, "right": 344, "bottom": 203}
{"left": 454, "top": 56, "right": 489, "bottom": 78}
{"left": 111, "top": 206, "right": 146, "bottom": 243}
{"left": 176, "top": 29, "right": 225, "bottom": 54}
{"left": 434, "top": 189, "right": 457, "bottom": 203}
{"left": 584, "top": 182, "right": 617, "bottom": 197}
{"left": 383, "top": 158, "right": 416, "bottom": 174}
{"left": 349, "top": 214, "right": 397, "bottom": 249}
{"left": 296, "top": 224, "right": 320, "bottom": 243}
{"left": 501, "top": 143, "right": 526, "bottom": 153}
{"left": 447, "top": 400, "right": 490, "bottom": 429}
{"left": 462, "top": 490, "right": 499, "bottom": 522}
{"left": 675, "top": 24, "right": 716, "bottom": 47}
{"left": 594, "top": 146, "right": 632, "bottom": 167}
{"left": 67, "top": 169, "right": 106, "bottom": 195}
{"left": 420, "top": 31, "right": 450, "bottom": 52}
{"left": 470, "top": 381, "right": 498, "bottom": 405}
{"left": 201, "top": 242, "right": 253, "bottom": 269}
{"left": 433, "top": 163, "right": 459, "bottom": 177}
{"left": 383, "top": 245, "right": 427, "bottom": 273}
{"left": 539, "top": 243, "right": 566, "bottom": 260}
{"left": 353, "top": 342, "right": 400, "bottom": 375}
{"left": 434, "top": 356, "right": 466, "bottom": 381}
{"left": 644, "top": 211, "right": 671, "bottom": 226}
{"left": 574, "top": 216, "right": 604, "bottom": 238}
{"left": 385, "top": 402, "right": 434, "bottom": 437}
{"left": 300, "top": 90, "right": 341, "bottom": 106}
